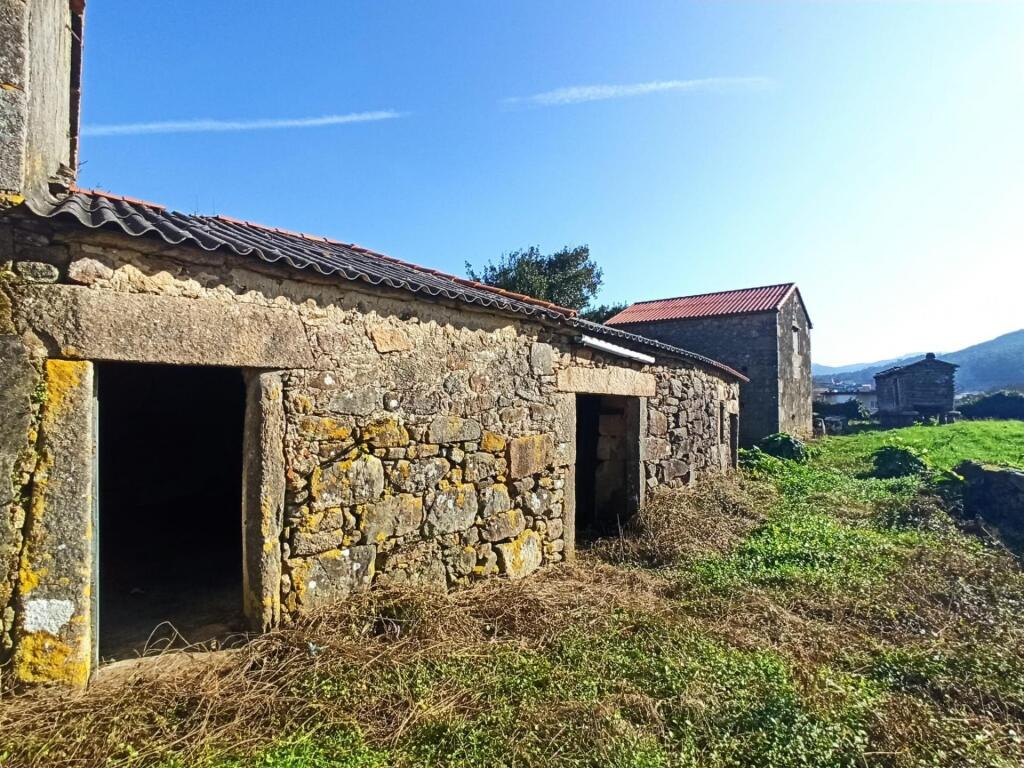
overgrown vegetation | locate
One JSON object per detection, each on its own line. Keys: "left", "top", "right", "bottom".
{"left": 870, "top": 444, "right": 931, "bottom": 479}
{"left": 3, "top": 422, "right": 1024, "bottom": 767}
{"left": 812, "top": 399, "right": 871, "bottom": 420}
{"left": 755, "top": 432, "right": 808, "bottom": 462}
{"left": 959, "top": 390, "right": 1024, "bottom": 421}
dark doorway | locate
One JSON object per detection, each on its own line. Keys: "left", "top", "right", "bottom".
{"left": 575, "top": 394, "right": 640, "bottom": 540}
{"left": 97, "top": 362, "right": 246, "bottom": 660}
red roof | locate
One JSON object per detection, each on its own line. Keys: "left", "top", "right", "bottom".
{"left": 606, "top": 283, "right": 810, "bottom": 326}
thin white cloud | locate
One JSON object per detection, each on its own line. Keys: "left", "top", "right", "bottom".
{"left": 82, "top": 110, "right": 406, "bottom": 137}
{"left": 504, "top": 77, "right": 774, "bottom": 107}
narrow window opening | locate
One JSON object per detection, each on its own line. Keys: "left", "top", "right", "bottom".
{"left": 574, "top": 394, "right": 638, "bottom": 541}
{"left": 97, "top": 362, "right": 246, "bottom": 660}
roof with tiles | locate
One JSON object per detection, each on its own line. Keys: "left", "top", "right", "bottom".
{"left": 874, "top": 353, "right": 958, "bottom": 379}
{"left": 606, "top": 283, "right": 811, "bottom": 328}
{"left": 13, "top": 189, "right": 746, "bottom": 381}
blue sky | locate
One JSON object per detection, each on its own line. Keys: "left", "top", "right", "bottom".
{"left": 78, "top": 1, "right": 1024, "bottom": 365}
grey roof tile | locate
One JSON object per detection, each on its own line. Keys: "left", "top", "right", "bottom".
{"left": 16, "top": 189, "right": 745, "bottom": 381}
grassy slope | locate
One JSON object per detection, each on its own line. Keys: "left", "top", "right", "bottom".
{"left": 3, "top": 422, "right": 1024, "bottom": 768}
{"left": 814, "top": 420, "right": 1024, "bottom": 474}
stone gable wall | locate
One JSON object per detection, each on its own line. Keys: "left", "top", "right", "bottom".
{"left": 612, "top": 312, "right": 778, "bottom": 446}
{"left": 775, "top": 293, "right": 813, "bottom": 439}
{"left": 0, "top": 217, "right": 739, "bottom": 677}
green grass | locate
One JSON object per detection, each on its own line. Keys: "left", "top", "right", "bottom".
{"left": 5, "top": 421, "right": 1024, "bottom": 768}
{"left": 161, "top": 730, "right": 391, "bottom": 768}
{"left": 813, "top": 420, "right": 1024, "bottom": 474}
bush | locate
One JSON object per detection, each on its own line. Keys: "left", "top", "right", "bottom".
{"left": 871, "top": 445, "right": 930, "bottom": 479}
{"left": 959, "top": 390, "right": 1024, "bottom": 421}
{"left": 757, "top": 433, "right": 808, "bottom": 463}
{"left": 813, "top": 399, "right": 871, "bottom": 420}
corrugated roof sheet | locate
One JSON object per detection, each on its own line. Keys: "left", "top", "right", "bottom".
{"left": 28, "top": 189, "right": 574, "bottom": 320}
{"left": 607, "top": 283, "right": 804, "bottom": 326}
{"left": 15, "top": 189, "right": 746, "bottom": 381}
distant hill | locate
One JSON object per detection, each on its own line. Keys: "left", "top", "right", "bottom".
{"left": 814, "top": 330, "right": 1024, "bottom": 393}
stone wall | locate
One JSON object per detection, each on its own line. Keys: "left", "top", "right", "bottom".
{"left": 775, "top": 292, "right": 813, "bottom": 439}
{"left": 614, "top": 294, "right": 812, "bottom": 444}
{"left": 613, "top": 312, "right": 779, "bottom": 446}
{"left": 0, "top": 0, "right": 78, "bottom": 203}
{"left": 956, "top": 461, "right": 1024, "bottom": 549}
{"left": 0, "top": 216, "right": 739, "bottom": 680}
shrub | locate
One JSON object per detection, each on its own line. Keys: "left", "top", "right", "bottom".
{"left": 813, "top": 399, "right": 871, "bottom": 420}
{"left": 871, "top": 445, "right": 930, "bottom": 479}
{"left": 959, "top": 390, "right": 1024, "bottom": 421}
{"left": 757, "top": 433, "right": 808, "bottom": 463}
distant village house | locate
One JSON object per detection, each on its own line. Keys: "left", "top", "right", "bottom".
{"left": 874, "top": 353, "right": 959, "bottom": 427}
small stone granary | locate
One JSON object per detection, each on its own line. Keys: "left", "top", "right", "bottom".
{"left": 607, "top": 284, "right": 813, "bottom": 446}
{"left": 0, "top": 1, "right": 745, "bottom": 685}
{"left": 874, "top": 353, "right": 959, "bottom": 427}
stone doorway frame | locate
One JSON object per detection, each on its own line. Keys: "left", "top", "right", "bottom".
{"left": 11, "top": 287, "right": 305, "bottom": 684}
{"left": 556, "top": 365, "right": 653, "bottom": 561}
{"left": 17, "top": 361, "right": 285, "bottom": 684}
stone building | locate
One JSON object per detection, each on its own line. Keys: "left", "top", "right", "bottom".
{"left": 0, "top": 1, "right": 744, "bottom": 686}
{"left": 874, "top": 353, "right": 958, "bottom": 426}
{"left": 607, "top": 283, "right": 813, "bottom": 446}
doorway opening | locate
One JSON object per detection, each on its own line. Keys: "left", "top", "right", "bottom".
{"left": 575, "top": 394, "right": 640, "bottom": 541}
{"left": 97, "top": 362, "right": 246, "bottom": 660}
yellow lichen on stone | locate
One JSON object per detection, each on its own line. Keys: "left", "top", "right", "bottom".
{"left": 480, "top": 431, "right": 506, "bottom": 454}
{"left": 14, "top": 632, "right": 89, "bottom": 687}
{"left": 290, "top": 394, "right": 314, "bottom": 415}
{"left": 43, "top": 360, "right": 85, "bottom": 425}
{"left": 288, "top": 560, "right": 313, "bottom": 607}
{"left": 496, "top": 530, "right": 543, "bottom": 580}
{"left": 360, "top": 416, "right": 409, "bottom": 449}
{"left": 311, "top": 454, "right": 356, "bottom": 500}
{"left": 19, "top": 447, "right": 53, "bottom": 595}
{"left": 297, "top": 416, "right": 353, "bottom": 442}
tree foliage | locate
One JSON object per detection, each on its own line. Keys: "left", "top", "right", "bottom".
{"left": 579, "top": 302, "right": 629, "bottom": 324}
{"left": 466, "top": 245, "right": 624, "bottom": 322}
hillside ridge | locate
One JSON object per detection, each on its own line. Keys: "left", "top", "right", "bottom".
{"left": 814, "top": 329, "right": 1024, "bottom": 392}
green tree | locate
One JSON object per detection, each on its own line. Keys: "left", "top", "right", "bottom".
{"left": 580, "top": 302, "right": 629, "bottom": 324}
{"left": 466, "top": 245, "right": 626, "bottom": 322}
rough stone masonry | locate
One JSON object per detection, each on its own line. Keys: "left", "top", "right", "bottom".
{"left": 0, "top": 0, "right": 745, "bottom": 687}
{"left": 0, "top": 213, "right": 744, "bottom": 685}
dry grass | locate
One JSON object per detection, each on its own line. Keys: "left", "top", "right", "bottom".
{"left": 0, "top": 563, "right": 678, "bottom": 768}
{"left": 590, "top": 474, "right": 775, "bottom": 566}
{"left": 2, "top": 467, "right": 1024, "bottom": 767}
